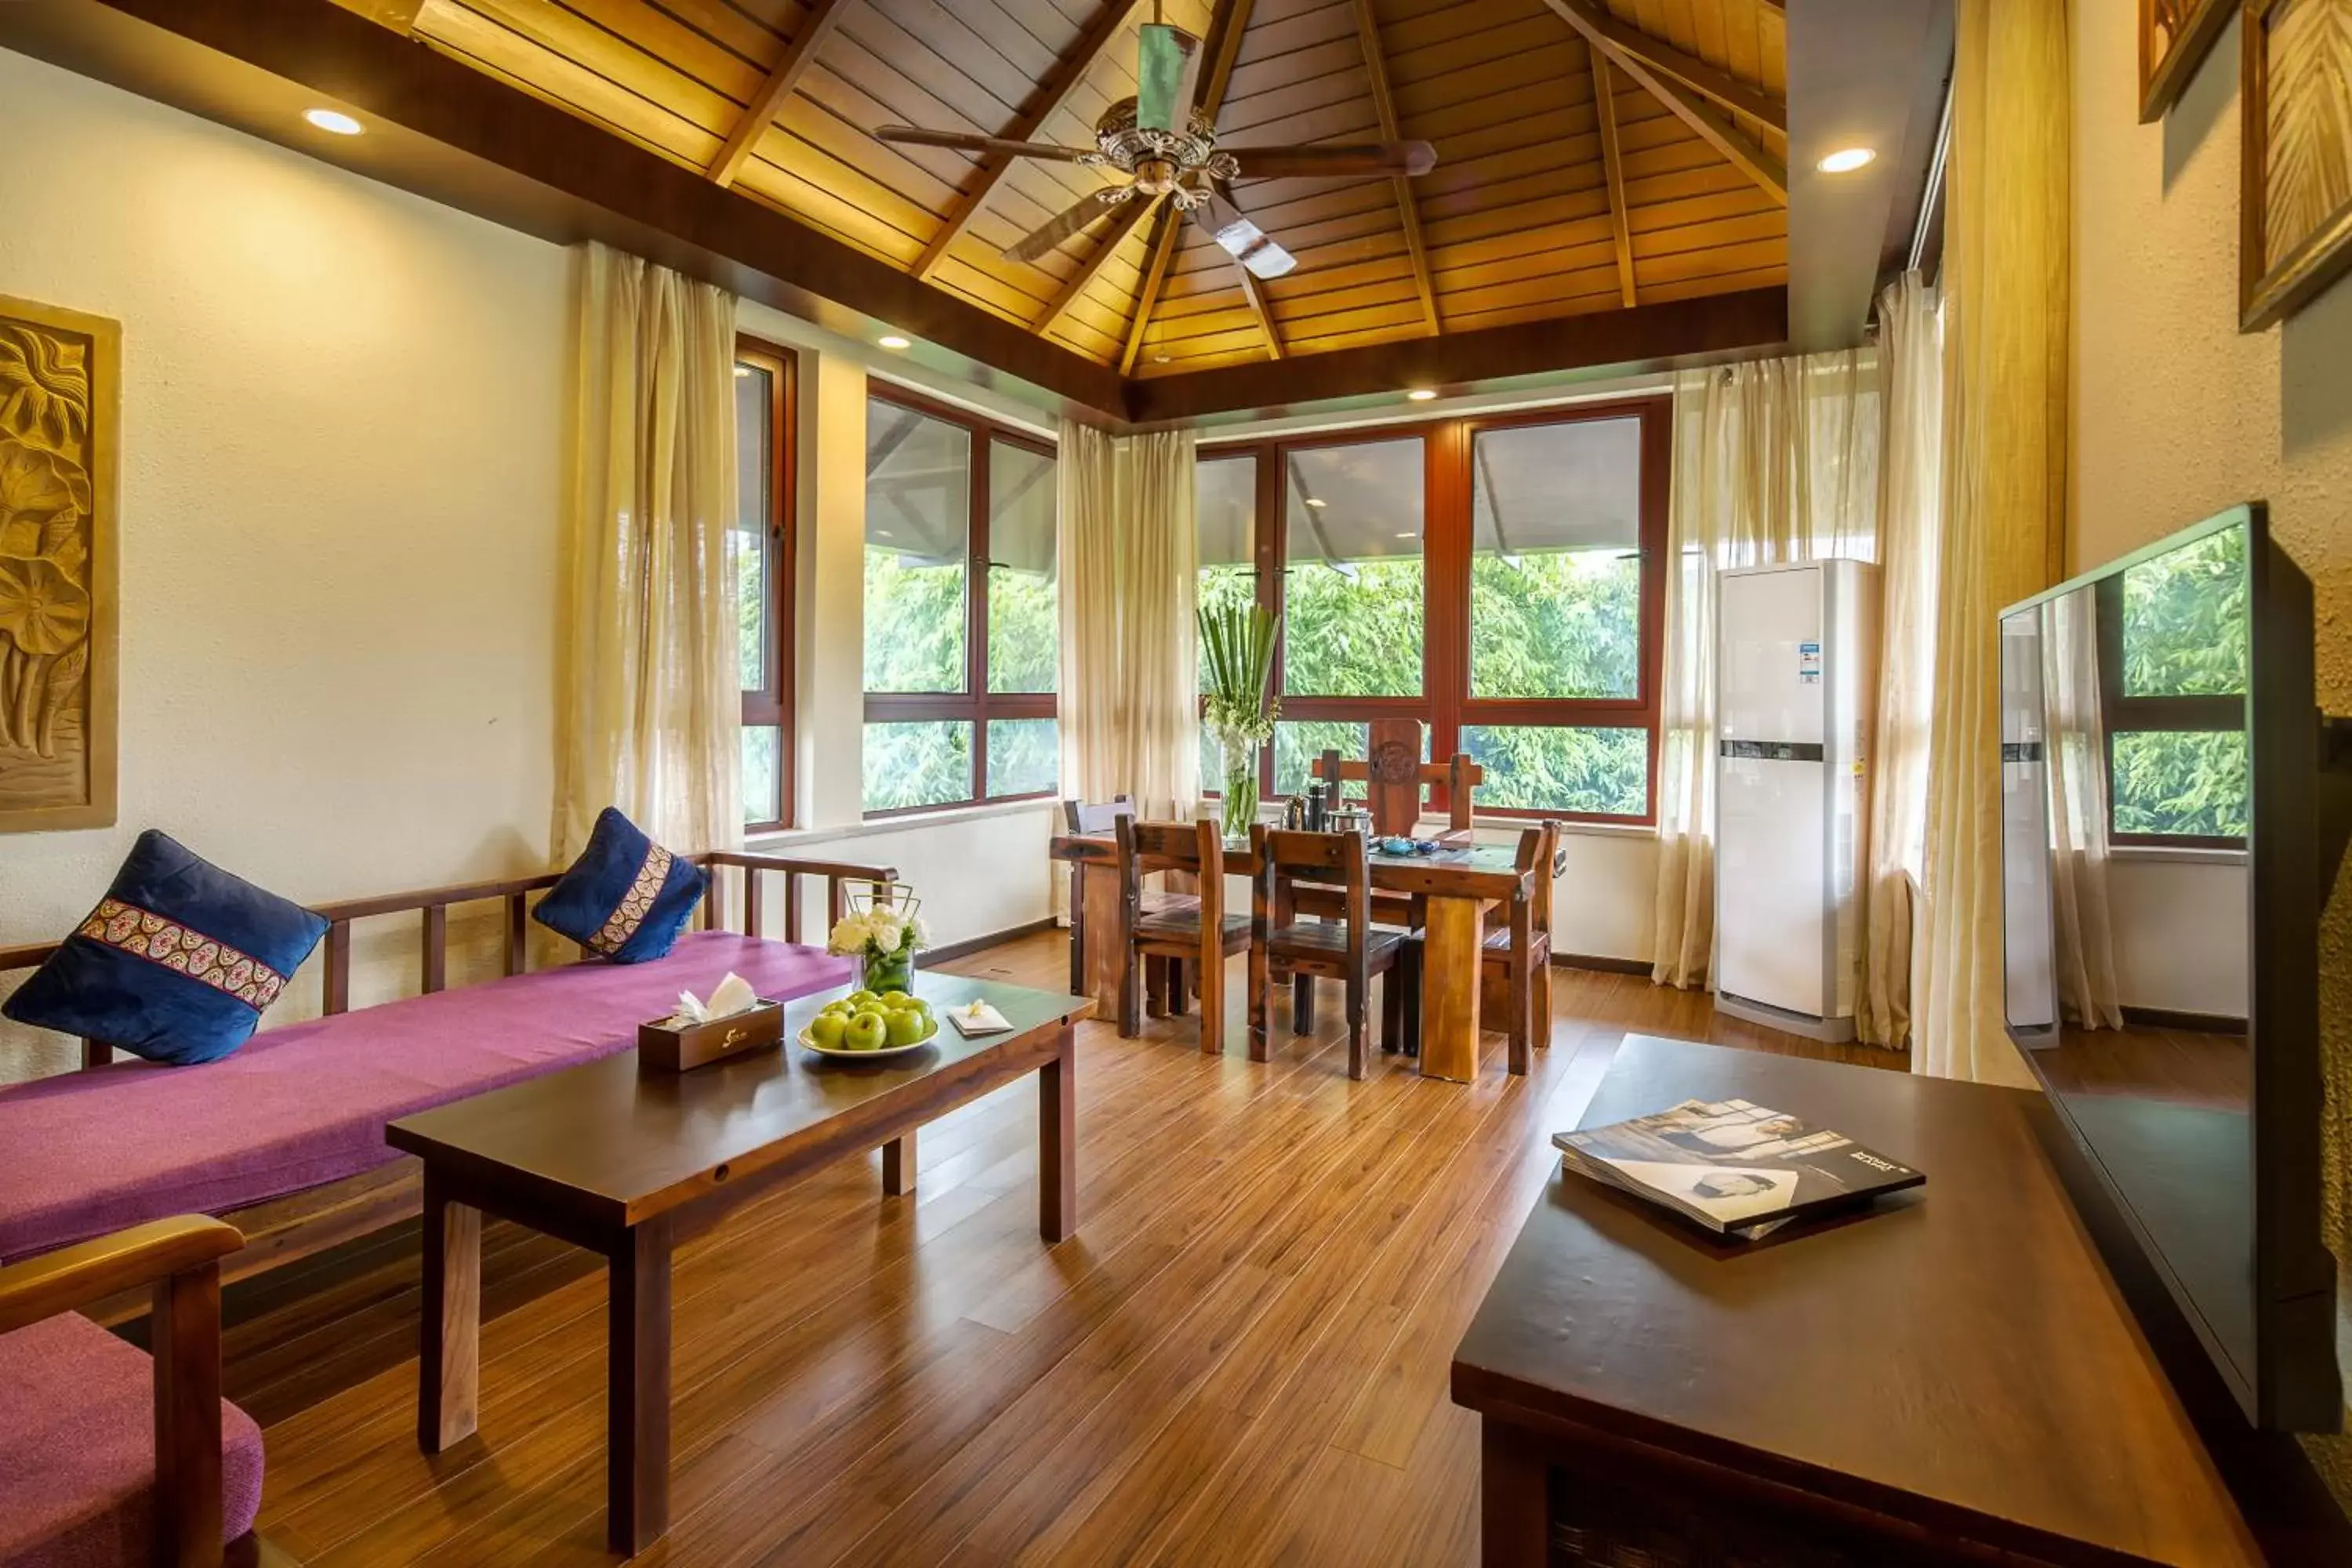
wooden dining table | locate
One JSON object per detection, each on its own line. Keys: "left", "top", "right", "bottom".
{"left": 1047, "top": 829, "right": 1543, "bottom": 1082}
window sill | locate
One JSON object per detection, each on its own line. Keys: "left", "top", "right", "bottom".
{"left": 2107, "top": 841, "right": 2248, "bottom": 867}
{"left": 747, "top": 797, "right": 1058, "bottom": 851}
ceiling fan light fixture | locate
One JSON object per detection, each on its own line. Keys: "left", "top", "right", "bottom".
{"left": 1816, "top": 147, "right": 1876, "bottom": 174}
{"left": 303, "top": 107, "right": 363, "bottom": 136}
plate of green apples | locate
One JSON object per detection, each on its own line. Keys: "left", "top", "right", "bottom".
{"left": 799, "top": 989, "right": 938, "bottom": 1060}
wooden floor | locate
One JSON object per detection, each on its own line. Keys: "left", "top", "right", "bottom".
{"left": 231, "top": 931, "right": 1896, "bottom": 1567}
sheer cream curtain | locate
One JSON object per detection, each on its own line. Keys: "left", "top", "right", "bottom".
{"left": 1652, "top": 351, "right": 1880, "bottom": 989}
{"left": 1857, "top": 272, "right": 1945, "bottom": 1049}
{"left": 1913, "top": 0, "right": 2068, "bottom": 1085}
{"left": 2044, "top": 590, "right": 2123, "bottom": 1029}
{"left": 1057, "top": 420, "right": 1200, "bottom": 822}
{"left": 554, "top": 243, "right": 742, "bottom": 859}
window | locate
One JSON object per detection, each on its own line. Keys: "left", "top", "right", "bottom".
{"left": 2098, "top": 523, "right": 2249, "bottom": 845}
{"left": 1196, "top": 401, "right": 1667, "bottom": 823}
{"left": 862, "top": 389, "right": 1057, "bottom": 814}
{"left": 735, "top": 338, "right": 795, "bottom": 830}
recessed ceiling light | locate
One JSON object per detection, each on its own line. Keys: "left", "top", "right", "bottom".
{"left": 732, "top": 365, "right": 751, "bottom": 378}
{"left": 877, "top": 334, "right": 911, "bottom": 350}
{"left": 1395, "top": 531, "right": 1417, "bottom": 539}
{"left": 1816, "top": 147, "right": 1875, "bottom": 174}
{"left": 1406, "top": 388, "right": 1437, "bottom": 402}
{"left": 1305, "top": 497, "right": 1328, "bottom": 509}
{"left": 303, "top": 108, "right": 364, "bottom": 136}
{"left": 1152, "top": 351, "right": 1172, "bottom": 364}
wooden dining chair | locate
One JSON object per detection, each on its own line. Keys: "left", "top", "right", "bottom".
{"left": 1065, "top": 794, "right": 1200, "bottom": 995}
{"left": 1476, "top": 820, "right": 1559, "bottom": 1074}
{"left": 1248, "top": 825, "right": 1414, "bottom": 1080}
{"left": 1314, "top": 721, "right": 1484, "bottom": 837}
{"left": 1115, "top": 816, "right": 1250, "bottom": 1054}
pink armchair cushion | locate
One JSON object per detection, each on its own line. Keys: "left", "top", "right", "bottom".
{"left": 0, "top": 931, "right": 855, "bottom": 1261}
{"left": 0, "top": 1312, "right": 264, "bottom": 1566}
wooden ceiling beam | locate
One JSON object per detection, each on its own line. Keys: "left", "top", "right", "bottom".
{"left": 1542, "top": 0, "right": 1785, "bottom": 131}
{"left": 1592, "top": 56, "right": 1636, "bottom": 309}
{"left": 1351, "top": 0, "right": 1439, "bottom": 336}
{"left": 1543, "top": 0, "right": 1787, "bottom": 205}
{"left": 913, "top": 0, "right": 1138, "bottom": 282}
{"left": 1123, "top": 0, "right": 1254, "bottom": 374}
{"left": 1120, "top": 208, "right": 1186, "bottom": 373}
{"left": 1236, "top": 260, "right": 1284, "bottom": 360}
{"left": 1034, "top": 192, "right": 1160, "bottom": 337}
{"left": 328, "top": 0, "right": 425, "bottom": 32}
{"left": 706, "top": 0, "right": 856, "bottom": 189}
{"left": 1127, "top": 287, "right": 1787, "bottom": 424}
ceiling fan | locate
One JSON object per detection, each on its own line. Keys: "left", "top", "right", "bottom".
{"left": 875, "top": 16, "right": 1436, "bottom": 280}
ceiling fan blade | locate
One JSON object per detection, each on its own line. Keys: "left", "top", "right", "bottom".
{"left": 1003, "top": 190, "right": 1123, "bottom": 263}
{"left": 1135, "top": 23, "right": 1203, "bottom": 134}
{"left": 1189, "top": 187, "right": 1295, "bottom": 280}
{"left": 1225, "top": 141, "right": 1439, "bottom": 180}
{"left": 874, "top": 125, "right": 1094, "bottom": 162}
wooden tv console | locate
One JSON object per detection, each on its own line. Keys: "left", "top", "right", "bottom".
{"left": 1453, "top": 1036, "right": 2351, "bottom": 1566}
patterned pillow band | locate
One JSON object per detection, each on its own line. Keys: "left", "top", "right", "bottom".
{"left": 78, "top": 897, "right": 292, "bottom": 1011}
{"left": 589, "top": 844, "right": 676, "bottom": 956}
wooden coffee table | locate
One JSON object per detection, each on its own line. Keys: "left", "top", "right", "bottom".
{"left": 383, "top": 973, "right": 1093, "bottom": 1556}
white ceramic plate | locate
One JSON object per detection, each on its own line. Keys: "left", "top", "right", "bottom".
{"left": 797, "top": 1022, "right": 938, "bottom": 1062}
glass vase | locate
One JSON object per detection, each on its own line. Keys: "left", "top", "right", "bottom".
{"left": 1216, "top": 728, "right": 1261, "bottom": 844}
{"left": 862, "top": 943, "right": 914, "bottom": 996}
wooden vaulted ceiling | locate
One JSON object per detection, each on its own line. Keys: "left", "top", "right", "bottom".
{"left": 343, "top": 0, "right": 1789, "bottom": 380}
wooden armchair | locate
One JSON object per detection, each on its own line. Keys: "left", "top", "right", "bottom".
{"left": 1115, "top": 817, "right": 1250, "bottom": 1054}
{"left": 1249, "top": 826, "right": 1414, "bottom": 1080}
{"left": 0, "top": 1215, "right": 260, "bottom": 1566}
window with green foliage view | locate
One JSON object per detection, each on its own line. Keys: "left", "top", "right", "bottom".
{"left": 1198, "top": 405, "right": 1663, "bottom": 823}
{"left": 2102, "top": 522, "right": 2249, "bottom": 843}
{"left": 863, "top": 394, "right": 1056, "bottom": 814}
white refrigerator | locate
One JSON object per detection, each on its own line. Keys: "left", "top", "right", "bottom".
{"left": 1712, "top": 560, "right": 1878, "bottom": 1042}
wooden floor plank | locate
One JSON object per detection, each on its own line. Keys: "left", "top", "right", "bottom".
{"left": 236, "top": 930, "right": 1890, "bottom": 1565}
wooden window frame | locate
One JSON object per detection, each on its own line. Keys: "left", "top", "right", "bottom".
{"left": 862, "top": 383, "right": 1058, "bottom": 818}
{"left": 738, "top": 336, "right": 797, "bottom": 833}
{"left": 1199, "top": 396, "right": 1671, "bottom": 826}
{"left": 2093, "top": 572, "right": 2249, "bottom": 851}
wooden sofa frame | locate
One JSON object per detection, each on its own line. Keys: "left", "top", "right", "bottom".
{"left": 0, "top": 851, "right": 895, "bottom": 1323}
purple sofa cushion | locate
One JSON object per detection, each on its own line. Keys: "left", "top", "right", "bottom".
{"left": 0, "top": 1312, "right": 264, "bottom": 1566}
{"left": 0, "top": 932, "right": 853, "bottom": 1261}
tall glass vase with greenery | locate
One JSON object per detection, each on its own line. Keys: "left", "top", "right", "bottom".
{"left": 1198, "top": 600, "right": 1279, "bottom": 844}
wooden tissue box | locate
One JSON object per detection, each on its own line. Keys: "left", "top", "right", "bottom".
{"left": 637, "top": 1000, "right": 783, "bottom": 1073}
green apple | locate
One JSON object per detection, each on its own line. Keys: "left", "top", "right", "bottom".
{"left": 844, "top": 1010, "right": 889, "bottom": 1051}
{"left": 847, "top": 989, "right": 879, "bottom": 1011}
{"left": 883, "top": 1007, "right": 928, "bottom": 1047}
{"left": 819, "top": 999, "right": 853, "bottom": 1018}
{"left": 900, "top": 996, "right": 932, "bottom": 1022}
{"left": 808, "top": 1012, "right": 848, "bottom": 1051}
{"left": 880, "top": 989, "right": 911, "bottom": 1008}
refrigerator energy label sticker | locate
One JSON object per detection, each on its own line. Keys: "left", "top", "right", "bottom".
{"left": 1798, "top": 641, "right": 1822, "bottom": 684}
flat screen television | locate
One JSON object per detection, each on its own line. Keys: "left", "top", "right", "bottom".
{"left": 1998, "top": 503, "right": 2344, "bottom": 1432}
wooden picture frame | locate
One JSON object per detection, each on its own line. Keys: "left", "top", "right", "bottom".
{"left": 0, "top": 295, "right": 118, "bottom": 833}
{"left": 2240, "top": 0, "right": 2352, "bottom": 330}
{"left": 2141, "top": 0, "right": 2235, "bottom": 121}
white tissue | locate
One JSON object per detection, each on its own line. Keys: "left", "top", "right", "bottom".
{"left": 669, "top": 971, "right": 759, "bottom": 1026}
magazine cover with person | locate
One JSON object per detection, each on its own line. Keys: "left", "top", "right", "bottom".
{"left": 1554, "top": 1098, "right": 1924, "bottom": 1236}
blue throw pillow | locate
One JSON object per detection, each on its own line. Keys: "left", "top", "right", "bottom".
{"left": 3, "top": 830, "right": 330, "bottom": 1066}
{"left": 533, "top": 807, "right": 706, "bottom": 964}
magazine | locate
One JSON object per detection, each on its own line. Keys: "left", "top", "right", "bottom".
{"left": 1553, "top": 1098, "right": 1923, "bottom": 1238}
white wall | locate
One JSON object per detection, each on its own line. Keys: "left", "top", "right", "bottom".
{"left": 2070, "top": 0, "right": 2352, "bottom": 1483}
{"left": 2107, "top": 855, "right": 2249, "bottom": 1020}
{"left": 0, "top": 49, "right": 568, "bottom": 1078}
